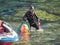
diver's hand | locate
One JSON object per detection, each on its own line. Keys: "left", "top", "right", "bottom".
{"left": 38, "top": 19, "right": 40, "bottom": 22}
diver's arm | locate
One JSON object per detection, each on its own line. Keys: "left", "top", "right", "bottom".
{"left": 23, "top": 13, "right": 28, "bottom": 22}
{"left": 23, "top": 14, "right": 27, "bottom": 21}
{"left": 34, "top": 13, "right": 40, "bottom": 25}
{"left": 34, "top": 13, "right": 40, "bottom": 21}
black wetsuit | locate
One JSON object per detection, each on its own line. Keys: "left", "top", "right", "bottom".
{"left": 23, "top": 11, "right": 40, "bottom": 29}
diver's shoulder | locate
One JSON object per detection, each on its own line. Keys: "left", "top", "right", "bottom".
{"left": 26, "top": 11, "right": 31, "bottom": 13}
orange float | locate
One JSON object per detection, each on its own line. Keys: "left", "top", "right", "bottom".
{"left": 20, "top": 24, "right": 29, "bottom": 33}
{"left": 17, "top": 21, "right": 30, "bottom": 35}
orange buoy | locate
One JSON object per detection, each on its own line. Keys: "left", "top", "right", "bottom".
{"left": 20, "top": 24, "right": 29, "bottom": 33}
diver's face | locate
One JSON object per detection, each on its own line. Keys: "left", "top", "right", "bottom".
{"left": 30, "top": 9, "right": 34, "bottom": 13}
